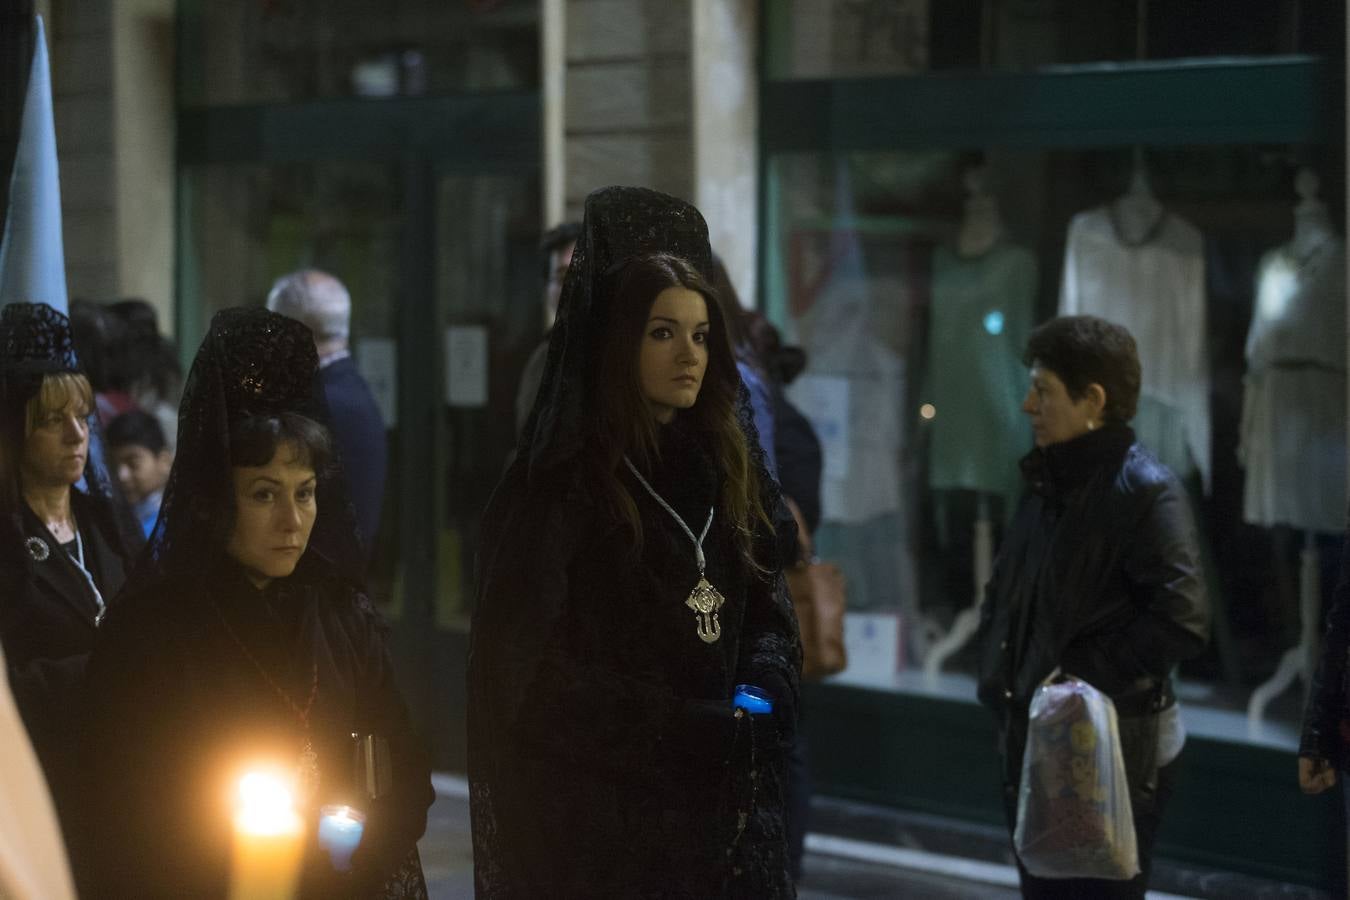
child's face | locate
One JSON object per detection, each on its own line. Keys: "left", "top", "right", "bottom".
{"left": 112, "top": 444, "right": 172, "bottom": 505}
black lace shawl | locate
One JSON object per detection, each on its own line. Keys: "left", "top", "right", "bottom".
{"left": 468, "top": 187, "right": 801, "bottom": 898}
{"left": 1301, "top": 515, "right": 1350, "bottom": 766}
{"left": 126, "top": 307, "right": 365, "bottom": 591}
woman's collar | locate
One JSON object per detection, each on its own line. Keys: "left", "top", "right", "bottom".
{"left": 1021, "top": 423, "right": 1135, "bottom": 496}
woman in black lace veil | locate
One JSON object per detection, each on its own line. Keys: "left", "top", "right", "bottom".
{"left": 0, "top": 302, "right": 137, "bottom": 849}
{"left": 468, "top": 186, "right": 802, "bottom": 898}
{"left": 81, "top": 308, "right": 433, "bottom": 898}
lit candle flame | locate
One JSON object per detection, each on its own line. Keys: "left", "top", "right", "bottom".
{"left": 235, "top": 771, "right": 302, "bottom": 836}
{"left": 230, "top": 769, "right": 305, "bottom": 900}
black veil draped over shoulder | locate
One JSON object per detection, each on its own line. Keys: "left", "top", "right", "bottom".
{"left": 521, "top": 186, "right": 716, "bottom": 477}
{"left": 82, "top": 308, "right": 431, "bottom": 899}
{"left": 469, "top": 186, "right": 801, "bottom": 899}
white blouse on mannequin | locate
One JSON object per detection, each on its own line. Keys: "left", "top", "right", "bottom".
{"left": 1241, "top": 195, "right": 1348, "bottom": 533}
{"left": 1059, "top": 203, "right": 1210, "bottom": 490}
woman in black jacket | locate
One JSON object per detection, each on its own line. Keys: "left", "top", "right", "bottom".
{"left": 0, "top": 302, "right": 136, "bottom": 842}
{"left": 82, "top": 309, "right": 432, "bottom": 898}
{"left": 976, "top": 315, "right": 1209, "bottom": 898}
{"left": 468, "top": 186, "right": 801, "bottom": 899}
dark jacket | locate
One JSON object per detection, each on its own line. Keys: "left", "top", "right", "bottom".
{"left": 322, "top": 356, "right": 387, "bottom": 557}
{"left": 0, "top": 490, "right": 130, "bottom": 826}
{"left": 976, "top": 425, "right": 1209, "bottom": 790}
{"left": 1300, "top": 506, "right": 1350, "bottom": 767}
{"left": 468, "top": 424, "right": 799, "bottom": 898}
{"left": 774, "top": 391, "right": 823, "bottom": 537}
{"left": 82, "top": 558, "right": 433, "bottom": 898}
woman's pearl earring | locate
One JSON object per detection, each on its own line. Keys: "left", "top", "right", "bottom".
{"left": 1086, "top": 419, "right": 1098, "bottom": 431}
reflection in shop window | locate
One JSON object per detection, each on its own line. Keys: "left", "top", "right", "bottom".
{"left": 764, "top": 146, "right": 1347, "bottom": 748}
{"left": 179, "top": 0, "right": 539, "bottom": 107}
{"left": 765, "top": 0, "right": 1345, "bottom": 78}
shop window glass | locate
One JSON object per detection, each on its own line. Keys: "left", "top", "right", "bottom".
{"left": 433, "top": 172, "right": 541, "bottom": 628}
{"left": 178, "top": 0, "right": 539, "bottom": 107}
{"left": 762, "top": 144, "right": 1347, "bottom": 749}
{"left": 764, "top": 0, "right": 1343, "bottom": 79}
{"left": 177, "top": 163, "right": 403, "bottom": 599}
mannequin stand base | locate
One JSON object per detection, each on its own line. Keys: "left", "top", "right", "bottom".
{"left": 924, "top": 500, "right": 992, "bottom": 685}
{"left": 1246, "top": 537, "right": 1320, "bottom": 738}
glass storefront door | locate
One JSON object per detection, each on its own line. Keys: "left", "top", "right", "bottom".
{"left": 177, "top": 125, "right": 540, "bottom": 770}
{"left": 177, "top": 160, "right": 404, "bottom": 595}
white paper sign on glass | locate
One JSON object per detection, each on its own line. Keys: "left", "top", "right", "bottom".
{"left": 444, "top": 325, "right": 489, "bottom": 408}
{"left": 787, "top": 373, "right": 850, "bottom": 479}
{"left": 355, "top": 337, "right": 398, "bottom": 427}
{"left": 841, "top": 612, "right": 903, "bottom": 686}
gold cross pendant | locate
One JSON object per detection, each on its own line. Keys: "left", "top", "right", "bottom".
{"left": 685, "top": 577, "right": 726, "bottom": 644}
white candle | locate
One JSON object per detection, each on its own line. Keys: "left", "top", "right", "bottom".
{"left": 230, "top": 772, "right": 304, "bottom": 900}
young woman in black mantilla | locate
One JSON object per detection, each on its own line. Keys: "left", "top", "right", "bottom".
{"left": 0, "top": 302, "right": 138, "bottom": 850}
{"left": 468, "top": 186, "right": 802, "bottom": 898}
{"left": 81, "top": 308, "right": 433, "bottom": 898}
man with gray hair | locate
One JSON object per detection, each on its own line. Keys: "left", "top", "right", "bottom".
{"left": 267, "top": 269, "right": 387, "bottom": 563}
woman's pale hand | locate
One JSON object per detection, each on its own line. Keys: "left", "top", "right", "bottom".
{"left": 1298, "top": 755, "right": 1337, "bottom": 794}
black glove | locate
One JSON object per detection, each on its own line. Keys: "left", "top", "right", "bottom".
{"left": 746, "top": 670, "right": 796, "bottom": 752}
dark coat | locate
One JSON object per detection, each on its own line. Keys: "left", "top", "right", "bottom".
{"left": 0, "top": 490, "right": 130, "bottom": 823}
{"left": 467, "top": 425, "right": 799, "bottom": 899}
{"left": 1300, "top": 507, "right": 1350, "bottom": 767}
{"left": 81, "top": 558, "right": 433, "bottom": 898}
{"left": 976, "top": 425, "right": 1209, "bottom": 794}
{"left": 322, "top": 356, "right": 387, "bottom": 557}
{"left": 773, "top": 391, "right": 823, "bottom": 537}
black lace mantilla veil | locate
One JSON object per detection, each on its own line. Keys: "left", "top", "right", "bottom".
{"left": 522, "top": 187, "right": 717, "bottom": 471}
{"left": 0, "top": 302, "right": 124, "bottom": 510}
{"left": 518, "top": 182, "right": 797, "bottom": 599}
{"left": 525, "top": 187, "right": 784, "bottom": 519}
{"left": 127, "top": 307, "right": 365, "bottom": 590}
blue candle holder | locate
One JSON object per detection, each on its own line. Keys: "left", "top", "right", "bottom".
{"left": 733, "top": 684, "right": 774, "bottom": 714}
{"left": 317, "top": 805, "right": 365, "bottom": 872}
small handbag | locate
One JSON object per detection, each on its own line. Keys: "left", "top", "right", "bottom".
{"left": 784, "top": 499, "right": 848, "bottom": 681}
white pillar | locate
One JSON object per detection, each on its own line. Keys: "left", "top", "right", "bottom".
{"left": 692, "top": 0, "right": 758, "bottom": 307}
{"left": 545, "top": 0, "right": 758, "bottom": 297}
{"left": 112, "top": 0, "right": 174, "bottom": 332}
{"left": 541, "top": 0, "right": 566, "bottom": 229}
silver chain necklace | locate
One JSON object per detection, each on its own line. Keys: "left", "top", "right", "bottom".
{"left": 624, "top": 456, "right": 726, "bottom": 644}
{"left": 67, "top": 530, "right": 107, "bottom": 627}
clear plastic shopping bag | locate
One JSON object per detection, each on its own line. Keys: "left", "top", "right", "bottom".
{"left": 1013, "top": 671, "right": 1140, "bottom": 880}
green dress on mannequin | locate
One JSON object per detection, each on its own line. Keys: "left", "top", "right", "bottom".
{"left": 925, "top": 241, "right": 1036, "bottom": 509}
